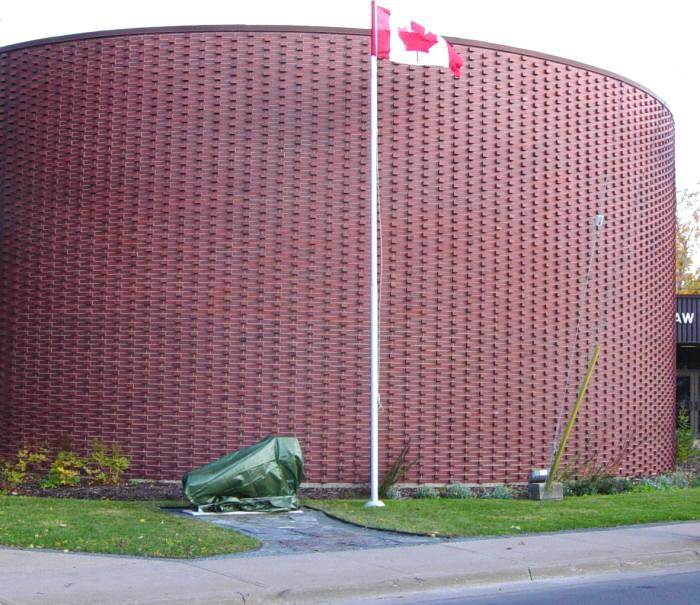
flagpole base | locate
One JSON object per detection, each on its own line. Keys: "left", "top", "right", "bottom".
{"left": 364, "top": 499, "right": 385, "bottom": 508}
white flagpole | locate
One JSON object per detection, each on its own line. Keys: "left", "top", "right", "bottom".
{"left": 365, "top": 0, "right": 384, "bottom": 508}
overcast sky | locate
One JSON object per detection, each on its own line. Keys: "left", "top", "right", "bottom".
{"left": 1, "top": 0, "right": 698, "bottom": 193}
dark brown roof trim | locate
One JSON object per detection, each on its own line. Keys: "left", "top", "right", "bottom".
{"left": 0, "top": 24, "right": 669, "bottom": 109}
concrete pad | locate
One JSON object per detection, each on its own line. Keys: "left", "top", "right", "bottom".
{"left": 190, "top": 544, "right": 532, "bottom": 604}
{"left": 646, "top": 522, "right": 700, "bottom": 539}
{"left": 445, "top": 523, "right": 700, "bottom": 562}
{"left": 0, "top": 549, "right": 252, "bottom": 605}
{"left": 553, "top": 524, "right": 700, "bottom": 552}
{"left": 192, "top": 548, "right": 418, "bottom": 589}
{"left": 528, "top": 482, "right": 564, "bottom": 500}
{"left": 443, "top": 534, "right": 614, "bottom": 563}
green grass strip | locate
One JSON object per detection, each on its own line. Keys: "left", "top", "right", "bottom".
{"left": 311, "top": 488, "right": 700, "bottom": 537}
{"left": 0, "top": 496, "right": 258, "bottom": 558}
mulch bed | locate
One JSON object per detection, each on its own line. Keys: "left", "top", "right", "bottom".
{"left": 8, "top": 481, "right": 367, "bottom": 501}
{"left": 12, "top": 465, "right": 697, "bottom": 502}
{"left": 8, "top": 482, "right": 531, "bottom": 501}
{"left": 11, "top": 481, "right": 185, "bottom": 501}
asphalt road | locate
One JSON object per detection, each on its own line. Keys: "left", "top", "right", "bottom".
{"left": 357, "top": 567, "right": 700, "bottom": 605}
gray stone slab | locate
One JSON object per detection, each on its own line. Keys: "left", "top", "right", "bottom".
{"left": 175, "top": 507, "right": 441, "bottom": 557}
{"left": 528, "top": 482, "right": 563, "bottom": 500}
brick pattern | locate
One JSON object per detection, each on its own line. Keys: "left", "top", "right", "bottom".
{"left": 0, "top": 30, "right": 675, "bottom": 482}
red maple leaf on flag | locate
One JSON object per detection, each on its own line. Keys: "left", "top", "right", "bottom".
{"left": 398, "top": 21, "right": 438, "bottom": 53}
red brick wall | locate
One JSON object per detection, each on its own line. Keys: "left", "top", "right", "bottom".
{"left": 0, "top": 28, "right": 676, "bottom": 482}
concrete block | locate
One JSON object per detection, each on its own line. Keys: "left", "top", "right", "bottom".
{"left": 528, "top": 482, "right": 564, "bottom": 500}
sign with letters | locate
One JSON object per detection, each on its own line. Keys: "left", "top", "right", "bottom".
{"left": 677, "top": 312, "right": 695, "bottom": 324}
{"left": 677, "top": 296, "right": 700, "bottom": 343}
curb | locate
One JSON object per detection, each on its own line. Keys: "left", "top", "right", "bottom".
{"left": 2, "top": 549, "right": 699, "bottom": 604}
{"left": 256, "top": 549, "right": 700, "bottom": 604}
{"left": 529, "top": 550, "right": 700, "bottom": 581}
{"left": 123, "top": 549, "right": 700, "bottom": 605}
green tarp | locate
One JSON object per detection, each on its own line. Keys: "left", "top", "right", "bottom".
{"left": 182, "top": 436, "right": 304, "bottom": 512}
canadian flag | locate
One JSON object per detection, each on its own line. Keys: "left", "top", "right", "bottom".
{"left": 371, "top": 2, "right": 464, "bottom": 78}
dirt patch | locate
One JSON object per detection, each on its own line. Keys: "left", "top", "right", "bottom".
{"left": 8, "top": 482, "right": 531, "bottom": 501}
{"left": 9, "top": 482, "right": 366, "bottom": 501}
{"left": 11, "top": 481, "right": 184, "bottom": 501}
{"left": 299, "top": 486, "right": 367, "bottom": 500}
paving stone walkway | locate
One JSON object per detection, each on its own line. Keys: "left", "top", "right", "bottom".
{"left": 173, "top": 507, "right": 442, "bottom": 557}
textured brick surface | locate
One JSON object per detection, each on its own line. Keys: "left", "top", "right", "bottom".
{"left": 0, "top": 28, "right": 675, "bottom": 482}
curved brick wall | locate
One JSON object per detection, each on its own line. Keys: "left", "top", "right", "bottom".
{"left": 0, "top": 27, "right": 675, "bottom": 483}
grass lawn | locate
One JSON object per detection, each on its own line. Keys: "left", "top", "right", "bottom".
{"left": 0, "top": 496, "right": 258, "bottom": 558}
{"left": 310, "top": 488, "right": 700, "bottom": 537}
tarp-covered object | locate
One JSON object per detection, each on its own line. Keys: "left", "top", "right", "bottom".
{"left": 182, "top": 436, "right": 304, "bottom": 512}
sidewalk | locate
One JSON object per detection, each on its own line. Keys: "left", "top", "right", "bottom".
{"left": 1, "top": 522, "right": 699, "bottom": 604}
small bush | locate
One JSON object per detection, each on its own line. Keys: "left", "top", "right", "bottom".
{"left": 0, "top": 447, "right": 49, "bottom": 489}
{"left": 88, "top": 440, "right": 130, "bottom": 485}
{"left": 631, "top": 473, "right": 689, "bottom": 493}
{"left": 413, "top": 486, "right": 439, "bottom": 499}
{"left": 630, "top": 480, "right": 656, "bottom": 493}
{"left": 655, "top": 475, "right": 674, "bottom": 490}
{"left": 564, "top": 473, "right": 636, "bottom": 496}
{"left": 41, "top": 451, "right": 89, "bottom": 488}
{"left": 564, "top": 479, "right": 594, "bottom": 496}
{"left": 1, "top": 442, "right": 131, "bottom": 490}
{"left": 444, "top": 483, "right": 474, "bottom": 499}
{"left": 668, "top": 471, "right": 690, "bottom": 489}
{"left": 616, "top": 478, "right": 633, "bottom": 493}
{"left": 484, "top": 485, "right": 514, "bottom": 499}
{"left": 676, "top": 408, "right": 695, "bottom": 464}
{"left": 379, "top": 443, "right": 418, "bottom": 499}
{"left": 595, "top": 476, "right": 618, "bottom": 495}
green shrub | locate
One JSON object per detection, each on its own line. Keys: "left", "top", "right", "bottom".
{"left": 676, "top": 408, "right": 695, "bottom": 464}
{"left": 630, "top": 481, "right": 657, "bottom": 493}
{"left": 615, "top": 478, "right": 633, "bottom": 493}
{"left": 444, "top": 483, "right": 474, "bottom": 499}
{"left": 88, "top": 440, "right": 130, "bottom": 485}
{"left": 1, "top": 442, "right": 131, "bottom": 490}
{"left": 484, "top": 485, "right": 514, "bottom": 499}
{"left": 564, "top": 474, "right": 636, "bottom": 496}
{"left": 413, "top": 486, "right": 439, "bottom": 499}
{"left": 655, "top": 475, "right": 674, "bottom": 490}
{"left": 41, "top": 451, "right": 89, "bottom": 488}
{"left": 0, "top": 447, "right": 49, "bottom": 488}
{"left": 564, "top": 479, "right": 594, "bottom": 496}
{"left": 597, "top": 477, "right": 618, "bottom": 494}
{"left": 630, "top": 473, "right": 689, "bottom": 493}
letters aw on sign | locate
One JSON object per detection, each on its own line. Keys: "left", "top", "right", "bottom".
{"left": 676, "top": 312, "right": 695, "bottom": 324}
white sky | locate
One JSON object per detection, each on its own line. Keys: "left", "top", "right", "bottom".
{"left": 1, "top": 0, "right": 698, "bottom": 193}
